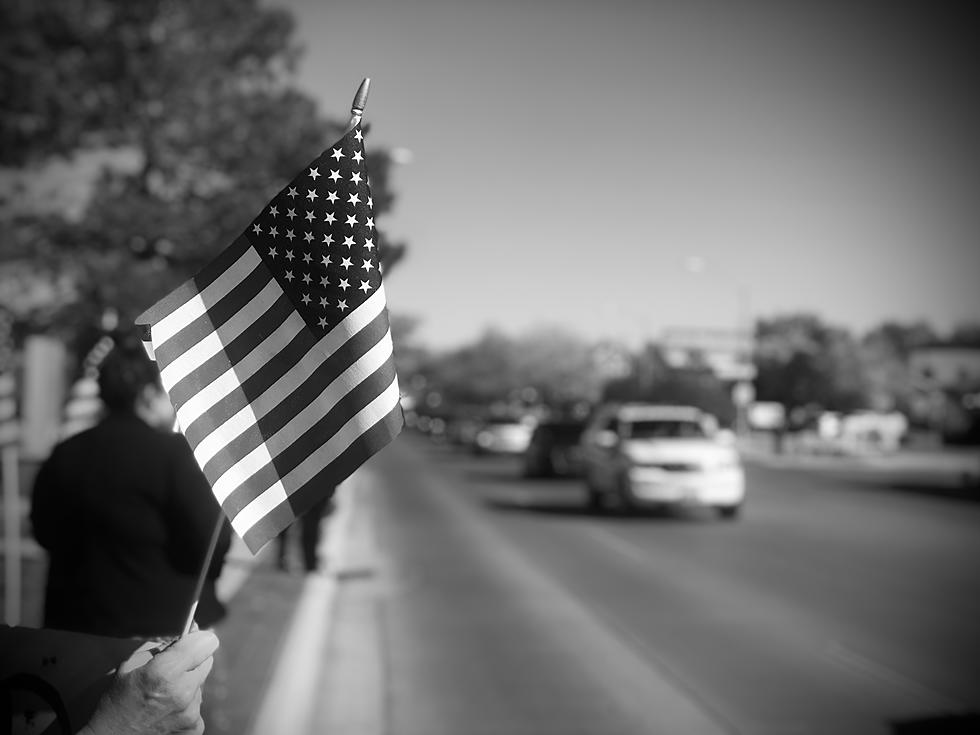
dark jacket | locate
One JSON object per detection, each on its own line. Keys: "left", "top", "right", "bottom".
{"left": 30, "top": 412, "right": 232, "bottom": 638}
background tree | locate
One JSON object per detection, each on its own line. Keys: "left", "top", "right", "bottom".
{"left": 1, "top": 0, "right": 402, "bottom": 363}
{"left": 859, "top": 320, "right": 937, "bottom": 412}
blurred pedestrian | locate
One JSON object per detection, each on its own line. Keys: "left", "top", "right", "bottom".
{"left": 276, "top": 495, "right": 334, "bottom": 573}
{"left": 30, "top": 333, "right": 232, "bottom": 639}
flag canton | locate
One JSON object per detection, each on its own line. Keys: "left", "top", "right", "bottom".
{"left": 246, "top": 125, "right": 381, "bottom": 334}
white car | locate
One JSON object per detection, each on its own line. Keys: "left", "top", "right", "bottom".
{"left": 580, "top": 403, "right": 745, "bottom": 518}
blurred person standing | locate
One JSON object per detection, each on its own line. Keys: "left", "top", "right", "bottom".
{"left": 276, "top": 495, "right": 333, "bottom": 574}
{"left": 29, "top": 334, "right": 232, "bottom": 639}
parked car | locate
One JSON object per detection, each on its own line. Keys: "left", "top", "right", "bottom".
{"left": 473, "top": 416, "right": 534, "bottom": 455}
{"left": 579, "top": 403, "right": 745, "bottom": 518}
{"left": 522, "top": 419, "right": 587, "bottom": 477}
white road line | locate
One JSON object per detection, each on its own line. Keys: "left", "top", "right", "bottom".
{"left": 246, "top": 480, "right": 356, "bottom": 735}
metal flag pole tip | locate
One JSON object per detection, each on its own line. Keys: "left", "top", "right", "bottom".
{"left": 351, "top": 77, "right": 371, "bottom": 117}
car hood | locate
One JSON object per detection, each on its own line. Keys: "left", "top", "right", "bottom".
{"left": 621, "top": 439, "right": 736, "bottom": 466}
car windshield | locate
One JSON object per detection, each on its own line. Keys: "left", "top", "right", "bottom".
{"left": 625, "top": 419, "right": 706, "bottom": 439}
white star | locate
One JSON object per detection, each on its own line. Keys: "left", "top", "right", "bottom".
{"left": 339, "top": 278, "right": 350, "bottom": 291}
{"left": 350, "top": 172, "right": 362, "bottom": 184}
{"left": 326, "top": 191, "right": 339, "bottom": 203}
{"left": 284, "top": 270, "right": 294, "bottom": 281}
{"left": 302, "top": 252, "right": 312, "bottom": 263}
{"left": 348, "top": 192, "right": 360, "bottom": 205}
{"left": 306, "top": 189, "right": 318, "bottom": 202}
{"left": 320, "top": 275, "right": 329, "bottom": 287}
{"left": 365, "top": 217, "right": 374, "bottom": 228}
{"left": 319, "top": 296, "right": 329, "bottom": 308}
{"left": 268, "top": 246, "right": 278, "bottom": 258}
{"left": 286, "top": 229, "right": 295, "bottom": 240}
{"left": 309, "top": 167, "right": 320, "bottom": 180}
{"left": 328, "top": 170, "right": 341, "bottom": 182}
{"left": 305, "top": 210, "right": 315, "bottom": 222}
{"left": 352, "top": 150, "right": 363, "bottom": 163}
{"left": 330, "top": 148, "right": 344, "bottom": 160}
{"left": 269, "top": 226, "right": 278, "bottom": 238}
{"left": 302, "top": 272, "right": 312, "bottom": 284}
{"left": 269, "top": 205, "right": 279, "bottom": 217}
{"left": 343, "top": 236, "right": 355, "bottom": 247}
{"left": 354, "top": 129, "right": 363, "bottom": 141}
{"left": 341, "top": 257, "right": 353, "bottom": 269}
{"left": 318, "top": 316, "right": 328, "bottom": 328}
{"left": 359, "top": 280, "right": 371, "bottom": 293}
{"left": 287, "top": 187, "right": 298, "bottom": 198}
{"left": 323, "top": 212, "right": 336, "bottom": 225}
{"left": 367, "top": 196, "right": 373, "bottom": 207}
{"left": 322, "top": 233, "right": 334, "bottom": 245}
{"left": 285, "top": 250, "right": 294, "bottom": 261}
{"left": 345, "top": 215, "right": 358, "bottom": 228}
{"left": 337, "top": 299, "right": 349, "bottom": 311}
{"left": 303, "top": 232, "right": 313, "bottom": 243}
{"left": 363, "top": 237, "right": 374, "bottom": 251}
{"left": 301, "top": 293, "right": 311, "bottom": 305}
{"left": 321, "top": 255, "right": 332, "bottom": 267}
{"left": 252, "top": 223, "right": 262, "bottom": 235}
{"left": 287, "top": 208, "right": 296, "bottom": 219}
{"left": 362, "top": 259, "right": 375, "bottom": 272}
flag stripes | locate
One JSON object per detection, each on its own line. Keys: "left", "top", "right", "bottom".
{"left": 145, "top": 240, "right": 400, "bottom": 551}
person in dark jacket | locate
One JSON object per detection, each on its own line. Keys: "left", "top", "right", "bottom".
{"left": 30, "top": 335, "right": 232, "bottom": 639}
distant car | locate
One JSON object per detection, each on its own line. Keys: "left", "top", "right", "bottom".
{"left": 473, "top": 416, "right": 534, "bottom": 455}
{"left": 522, "top": 419, "right": 587, "bottom": 477}
{"left": 579, "top": 403, "right": 745, "bottom": 518}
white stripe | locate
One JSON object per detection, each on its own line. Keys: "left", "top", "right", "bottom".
{"left": 188, "top": 289, "right": 388, "bottom": 463}
{"left": 210, "top": 330, "right": 394, "bottom": 503}
{"left": 176, "top": 313, "right": 305, "bottom": 431}
{"left": 159, "top": 277, "right": 281, "bottom": 391}
{"left": 152, "top": 246, "right": 262, "bottom": 346}
{"left": 231, "top": 376, "right": 400, "bottom": 535}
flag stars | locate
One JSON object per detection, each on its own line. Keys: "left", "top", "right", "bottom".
{"left": 284, "top": 270, "right": 295, "bottom": 281}
{"left": 286, "top": 229, "right": 295, "bottom": 241}
{"left": 359, "top": 280, "right": 371, "bottom": 293}
{"left": 301, "top": 293, "right": 311, "bottom": 305}
{"left": 337, "top": 300, "right": 349, "bottom": 311}
{"left": 306, "top": 189, "right": 318, "bottom": 202}
{"left": 350, "top": 172, "right": 362, "bottom": 184}
{"left": 338, "top": 278, "right": 350, "bottom": 291}
{"left": 365, "top": 217, "right": 374, "bottom": 228}
{"left": 340, "top": 257, "right": 353, "bottom": 269}
{"left": 268, "top": 246, "right": 278, "bottom": 258}
{"left": 363, "top": 237, "right": 374, "bottom": 251}
{"left": 354, "top": 129, "right": 363, "bottom": 141}
{"left": 345, "top": 215, "right": 358, "bottom": 228}
{"left": 287, "top": 187, "right": 298, "bottom": 198}
{"left": 330, "top": 148, "right": 345, "bottom": 160}
{"left": 320, "top": 276, "right": 329, "bottom": 287}
{"left": 362, "top": 259, "right": 375, "bottom": 272}
{"left": 343, "top": 236, "right": 355, "bottom": 248}
{"left": 348, "top": 192, "right": 360, "bottom": 206}
{"left": 321, "top": 255, "right": 332, "bottom": 267}
{"left": 352, "top": 150, "right": 363, "bottom": 163}
{"left": 324, "top": 212, "right": 336, "bottom": 225}
{"left": 302, "top": 252, "right": 312, "bottom": 264}
{"left": 322, "top": 234, "right": 334, "bottom": 245}
{"left": 287, "top": 208, "right": 296, "bottom": 220}
{"left": 302, "top": 273, "right": 312, "bottom": 285}
{"left": 326, "top": 191, "right": 339, "bottom": 204}
{"left": 269, "top": 226, "right": 278, "bottom": 238}
{"left": 309, "top": 167, "right": 320, "bottom": 180}
{"left": 252, "top": 224, "right": 262, "bottom": 235}
{"left": 305, "top": 210, "right": 315, "bottom": 222}
{"left": 328, "top": 170, "right": 341, "bottom": 182}
{"left": 318, "top": 317, "right": 328, "bottom": 328}
{"left": 285, "top": 250, "right": 295, "bottom": 261}
{"left": 269, "top": 205, "right": 278, "bottom": 217}
{"left": 319, "top": 296, "right": 329, "bottom": 308}
{"left": 304, "top": 232, "right": 314, "bottom": 243}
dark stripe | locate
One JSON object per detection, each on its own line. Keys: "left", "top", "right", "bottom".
{"left": 217, "top": 356, "right": 396, "bottom": 518}
{"left": 135, "top": 235, "right": 251, "bottom": 327}
{"left": 183, "top": 309, "right": 387, "bottom": 450}
{"left": 166, "top": 293, "right": 294, "bottom": 409}
{"left": 201, "top": 321, "right": 388, "bottom": 482}
{"left": 239, "top": 403, "right": 402, "bottom": 554}
{"left": 153, "top": 265, "right": 272, "bottom": 367}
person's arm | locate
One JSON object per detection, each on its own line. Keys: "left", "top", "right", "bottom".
{"left": 78, "top": 629, "right": 219, "bottom": 735}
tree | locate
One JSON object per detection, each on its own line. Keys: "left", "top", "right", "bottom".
{"left": 753, "top": 313, "right": 867, "bottom": 418}
{"left": 860, "top": 320, "right": 937, "bottom": 412}
{"left": 1, "top": 0, "right": 402, "bottom": 362}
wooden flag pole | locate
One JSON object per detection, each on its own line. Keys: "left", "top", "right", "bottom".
{"left": 177, "top": 78, "right": 372, "bottom": 638}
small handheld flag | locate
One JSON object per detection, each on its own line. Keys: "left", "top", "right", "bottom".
{"left": 136, "top": 80, "right": 402, "bottom": 554}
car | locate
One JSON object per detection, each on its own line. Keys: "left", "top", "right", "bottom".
{"left": 522, "top": 418, "right": 587, "bottom": 477}
{"left": 579, "top": 403, "right": 745, "bottom": 518}
{"left": 472, "top": 416, "right": 534, "bottom": 455}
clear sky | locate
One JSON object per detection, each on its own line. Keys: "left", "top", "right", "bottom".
{"left": 273, "top": 0, "right": 979, "bottom": 349}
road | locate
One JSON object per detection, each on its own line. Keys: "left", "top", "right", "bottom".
{"left": 319, "top": 433, "right": 980, "bottom": 735}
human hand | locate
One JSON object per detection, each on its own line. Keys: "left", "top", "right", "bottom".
{"left": 78, "top": 629, "right": 219, "bottom": 735}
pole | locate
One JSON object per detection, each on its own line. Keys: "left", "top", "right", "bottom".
{"left": 181, "top": 509, "right": 226, "bottom": 636}
{"left": 347, "top": 77, "right": 370, "bottom": 131}
{"left": 3, "top": 443, "right": 21, "bottom": 625}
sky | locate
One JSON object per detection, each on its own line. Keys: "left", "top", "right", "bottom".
{"left": 272, "top": 0, "right": 979, "bottom": 350}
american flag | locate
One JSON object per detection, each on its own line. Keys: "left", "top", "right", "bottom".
{"left": 136, "top": 124, "right": 403, "bottom": 553}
